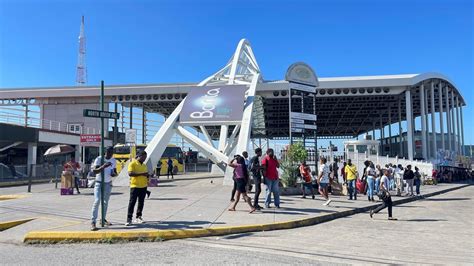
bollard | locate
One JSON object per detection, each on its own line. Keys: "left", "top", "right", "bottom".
{"left": 54, "top": 163, "right": 58, "bottom": 189}
{"left": 27, "top": 164, "right": 32, "bottom": 193}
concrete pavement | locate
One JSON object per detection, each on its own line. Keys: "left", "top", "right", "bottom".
{"left": 0, "top": 173, "right": 471, "bottom": 243}
{"left": 0, "top": 185, "right": 472, "bottom": 265}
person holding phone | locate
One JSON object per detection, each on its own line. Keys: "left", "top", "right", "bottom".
{"left": 126, "top": 150, "right": 150, "bottom": 226}
{"left": 90, "top": 147, "right": 117, "bottom": 231}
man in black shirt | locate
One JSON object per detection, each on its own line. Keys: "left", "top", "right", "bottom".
{"left": 249, "top": 148, "right": 264, "bottom": 210}
{"left": 403, "top": 165, "right": 415, "bottom": 196}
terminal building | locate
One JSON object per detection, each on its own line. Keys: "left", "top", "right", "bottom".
{"left": 0, "top": 39, "right": 468, "bottom": 181}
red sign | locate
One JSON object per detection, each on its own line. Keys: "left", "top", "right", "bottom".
{"left": 80, "top": 134, "right": 101, "bottom": 146}
{"left": 415, "top": 140, "right": 422, "bottom": 148}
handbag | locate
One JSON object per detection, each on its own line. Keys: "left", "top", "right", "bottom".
{"left": 377, "top": 190, "right": 390, "bottom": 201}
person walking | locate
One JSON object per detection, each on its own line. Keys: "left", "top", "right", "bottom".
{"left": 330, "top": 158, "right": 339, "bottom": 183}
{"left": 414, "top": 166, "right": 422, "bottom": 196}
{"left": 228, "top": 155, "right": 256, "bottom": 213}
{"left": 166, "top": 157, "right": 174, "bottom": 179}
{"left": 344, "top": 159, "right": 358, "bottom": 200}
{"left": 249, "top": 148, "right": 264, "bottom": 210}
{"left": 126, "top": 151, "right": 150, "bottom": 226}
{"left": 365, "top": 161, "right": 376, "bottom": 201}
{"left": 370, "top": 170, "right": 397, "bottom": 220}
{"left": 155, "top": 160, "right": 162, "bottom": 178}
{"left": 403, "top": 165, "right": 415, "bottom": 196}
{"left": 300, "top": 161, "right": 315, "bottom": 199}
{"left": 90, "top": 147, "right": 116, "bottom": 231}
{"left": 242, "top": 151, "right": 252, "bottom": 192}
{"left": 318, "top": 157, "right": 332, "bottom": 206}
{"left": 262, "top": 148, "right": 280, "bottom": 208}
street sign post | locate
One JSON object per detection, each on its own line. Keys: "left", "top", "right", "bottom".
{"left": 83, "top": 109, "right": 120, "bottom": 119}
{"left": 82, "top": 81, "right": 118, "bottom": 227}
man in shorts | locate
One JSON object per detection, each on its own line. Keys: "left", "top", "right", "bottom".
{"left": 318, "top": 157, "right": 332, "bottom": 206}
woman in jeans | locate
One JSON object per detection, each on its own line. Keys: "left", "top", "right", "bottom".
{"left": 228, "top": 155, "right": 256, "bottom": 213}
{"left": 365, "top": 161, "right": 376, "bottom": 202}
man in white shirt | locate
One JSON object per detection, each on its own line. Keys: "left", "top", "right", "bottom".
{"left": 318, "top": 157, "right": 332, "bottom": 206}
{"left": 394, "top": 164, "right": 404, "bottom": 196}
{"left": 90, "top": 147, "right": 117, "bottom": 231}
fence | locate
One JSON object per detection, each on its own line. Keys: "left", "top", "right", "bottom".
{"left": 184, "top": 162, "right": 213, "bottom": 173}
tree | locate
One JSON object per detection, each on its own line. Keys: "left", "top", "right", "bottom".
{"left": 280, "top": 142, "right": 307, "bottom": 187}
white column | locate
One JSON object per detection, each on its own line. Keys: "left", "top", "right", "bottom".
{"left": 388, "top": 105, "right": 392, "bottom": 157}
{"left": 451, "top": 91, "right": 457, "bottom": 154}
{"left": 424, "top": 84, "right": 430, "bottom": 158}
{"left": 405, "top": 89, "right": 414, "bottom": 161}
{"left": 430, "top": 81, "right": 437, "bottom": 158}
{"left": 456, "top": 96, "right": 462, "bottom": 155}
{"left": 212, "top": 125, "right": 229, "bottom": 174}
{"left": 439, "top": 82, "right": 445, "bottom": 151}
{"left": 398, "top": 98, "right": 403, "bottom": 157}
{"left": 445, "top": 86, "right": 452, "bottom": 151}
{"left": 27, "top": 142, "right": 37, "bottom": 177}
{"left": 460, "top": 105, "right": 464, "bottom": 155}
{"left": 420, "top": 83, "right": 428, "bottom": 159}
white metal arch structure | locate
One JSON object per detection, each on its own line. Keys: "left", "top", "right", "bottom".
{"left": 114, "top": 39, "right": 262, "bottom": 186}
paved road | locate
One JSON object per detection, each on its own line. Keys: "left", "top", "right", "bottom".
{"left": 1, "top": 185, "right": 472, "bottom": 265}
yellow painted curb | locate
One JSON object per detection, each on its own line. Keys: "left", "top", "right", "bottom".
{"left": 0, "top": 194, "right": 27, "bottom": 201}
{"left": 23, "top": 211, "right": 352, "bottom": 243}
{"left": 0, "top": 218, "right": 36, "bottom": 231}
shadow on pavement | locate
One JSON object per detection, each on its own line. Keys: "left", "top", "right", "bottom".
{"left": 401, "top": 218, "right": 448, "bottom": 222}
{"left": 280, "top": 207, "right": 337, "bottom": 214}
{"left": 109, "top": 220, "right": 226, "bottom": 230}
{"left": 425, "top": 197, "right": 470, "bottom": 201}
{"left": 147, "top": 197, "right": 186, "bottom": 201}
{"left": 222, "top": 232, "right": 254, "bottom": 239}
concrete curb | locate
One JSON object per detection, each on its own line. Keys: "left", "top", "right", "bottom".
{"left": 0, "top": 218, "right": 36, "bottom": 231}
{"left": 0, "top": 179, "right": 51, "bottom": 188}
{"left": 23, "top": 184, "right": 471, "bottom": 243}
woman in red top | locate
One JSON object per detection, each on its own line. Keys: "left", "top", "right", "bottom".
{"left": 299, "top": 161, "right": 315, "bottom": 199}
{"left": 228, "top": 155, "right": 256, "bottom": 213}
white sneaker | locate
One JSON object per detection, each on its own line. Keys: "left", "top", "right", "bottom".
{"left": 323, "top": 199, "right": 332, "bottom": 206}
{"left": 125, "top": 220, "right": 132, "bottom": 226}
{"left": 135, "top": 217, "right": 145, "bottom": 224}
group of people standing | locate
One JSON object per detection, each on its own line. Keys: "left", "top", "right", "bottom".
{"left": 89, "top": 148, "right": 153, "bottom": 230}
{"left": 88, "top": 145, "right": 428, "bottom": 230}
{"left": 228, "top": 148, "right": 282, "bottom": 213}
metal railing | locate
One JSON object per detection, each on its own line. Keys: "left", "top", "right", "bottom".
{"left": 184, "top": 162, "right": 213, "bottom": 173}
{"left": 0, "top": 111, "right": 97, "bottom": 134}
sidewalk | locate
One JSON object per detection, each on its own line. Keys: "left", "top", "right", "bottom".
{"left": 0, "top": 173, "right": 470, "bottom": 243}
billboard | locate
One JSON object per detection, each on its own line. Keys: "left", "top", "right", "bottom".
{"left": 180, "top": 85, "right": 248, "bottom": 125}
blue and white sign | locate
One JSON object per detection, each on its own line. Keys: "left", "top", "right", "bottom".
{"left": 180, "top": 85, "right": 248, "bottom": 125}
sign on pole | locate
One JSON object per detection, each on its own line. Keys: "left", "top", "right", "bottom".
{"left": 125, "top": 129, "right": 137, "bottom": 144}
{"left": 83, "top": 109, "right": 120, "bottom": 119}
{"left": 80, "top": 134, "right": 101, "bottom": 147}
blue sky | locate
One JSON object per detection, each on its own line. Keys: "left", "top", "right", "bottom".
{"left": 0, "top": 0, "right": 473, "bottom": 147}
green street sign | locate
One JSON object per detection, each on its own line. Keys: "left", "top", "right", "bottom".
{"left": 83, "top": 109, "right": 120, "bottom": 119}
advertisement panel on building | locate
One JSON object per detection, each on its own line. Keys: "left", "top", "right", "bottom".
{"left": 180, "top": 85, "right": 248, "bottom": 125}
